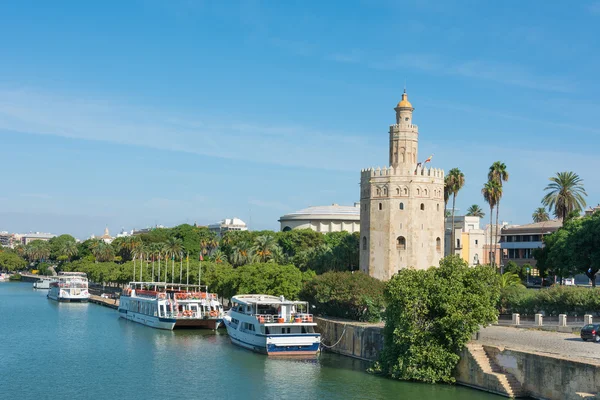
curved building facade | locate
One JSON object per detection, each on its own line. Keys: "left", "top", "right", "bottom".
{"left": 279, "top": 204, "right": 360, "bottom": 233}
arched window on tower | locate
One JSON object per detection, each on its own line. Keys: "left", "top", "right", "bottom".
{"left": 403, "top": 188, "right": 408, "bottom": 195}
{"left": 383, "top": 187, "right": 388, "bottom": 196}
{"left": 437, "top": 204, "right": 440, "bottom": 211}
{"left": 399, "top": 202, "right": 404, "bottom": 210}
{"left": 436, "top": 237, "right": 441, "bottom": 252}
{"left": 362, "top": 237, "right": 367, "bottom": 250}
{"left": 396, "top": 188, "right": 400, "bottom": 195}
{"left": 376, "top": 188, "right": 381, "bottom": 196}
{"left": 417, "top": 188, "right": 420, "bottom": 196}
{"left": 420, "top": 203, "right": 425, "bottom": 211}
{"left": 424, "top": 189, "right": 428, "bottom": 196}
{"left": 396, "top": 236, "right": 406, "bottom": 250}
{"left": 379, "top": 203, "right": 383, "bottom": 210}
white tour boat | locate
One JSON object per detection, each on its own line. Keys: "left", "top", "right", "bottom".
{"left": 223, "top": 294, "right": 321, "bottom": 356}
{"left": 118, "top": 282, "right": 224, "bottom": 331}
{"left": 0, "top": 273, "right": 11, "bottom": 282}
{"left": 33, "top": 276, "right": 55, "bottom": 289}
{"left": 47, "top": 272, "right": 90, "bottom": 302}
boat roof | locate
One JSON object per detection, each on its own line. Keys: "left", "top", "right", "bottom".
{"left": 128, "top": 281, "right": 209, "bottom": 290}
{"left": 231, "top": 294, "right": 307, "bottom": 306}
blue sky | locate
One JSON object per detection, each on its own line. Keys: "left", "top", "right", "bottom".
{"left": 1, "top": 0, "right": 600, "bottom": 239}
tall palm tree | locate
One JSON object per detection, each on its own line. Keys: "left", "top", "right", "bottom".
{"left": 532, "top": 207, "right": 550, "bottom": 223}
{"left": 482, "top": 180, "right": 502, "bottom": 267}
{"left": 230, "top": 241, "right": 251, "bottom": 267}
{"left": 488, "top": 162, "right": 509, "bottom": 262}
{"left": 542, "top": 171, "right": 587, "bottom": 224}
{"left": 252, "top": 235, "right": 279, "bottom": 263}
{"left": 443, "top": 176, "right": 451, "bottom": 220}
{"left": 446, "top": 168, "right": 465, "bottom": 255}
{"left": 166, "top": 237, "right": 184, "bottom": 284}
{"left": 92, "top": 241, "right": 114, "bottom": 263}
{"left": 499, "top": 272, "right": 522, "bottom": 288}
{"left": 211, "top": 249, "right": 225, "bottom": 264}
{"left": 59, "top": 240, "right": 78, "bottom": 261}
{"left": 466, "top": 204, "right": 485, "bottom": 218}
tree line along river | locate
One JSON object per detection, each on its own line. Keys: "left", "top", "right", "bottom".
{"left": 0, "top": 282, "right": 500, "bottom": 400}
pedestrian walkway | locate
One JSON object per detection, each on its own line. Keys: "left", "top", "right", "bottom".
{"left": 478, "top": 325, "right": 600, "bottom": 364}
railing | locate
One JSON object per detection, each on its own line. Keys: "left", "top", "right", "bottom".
{"left": 174, "top": 292, "right": 218, "bottom": 300}
{"left": 255, "top": 313, "right": 314, "bottom": 324}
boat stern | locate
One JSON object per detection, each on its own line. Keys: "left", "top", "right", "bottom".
{"left": 266, "top": 334, "right": 321, "bottom": 356}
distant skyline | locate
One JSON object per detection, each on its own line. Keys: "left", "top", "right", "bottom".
{"left": 1, "top": 1, "right": 600, "bottom": 239}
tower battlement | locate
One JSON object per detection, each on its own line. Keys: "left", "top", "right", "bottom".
{"left": 360, "top": 166, "right": 445, "bottom": 180}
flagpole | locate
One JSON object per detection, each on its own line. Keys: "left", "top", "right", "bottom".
{"left": 186, "top": 253, "right": 189, "bottom": 287}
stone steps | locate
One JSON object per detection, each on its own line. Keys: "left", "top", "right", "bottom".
{"left": 466, "top": 343, "right": 526, "bottom": 398}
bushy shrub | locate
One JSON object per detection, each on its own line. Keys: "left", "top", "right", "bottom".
{"left": 500, "top": 285, "right": 600, "bottom": 316}
{"left": 9, "top": 273, "right": 22, "bottom": 281}
{"left": 375, "top": 256, "right": 500, "bottom": 383}
{"left": 300, "top": 271, "right": 385, "bottom": 322}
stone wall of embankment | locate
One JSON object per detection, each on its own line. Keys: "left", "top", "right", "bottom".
{"left": 315, "top": 316, "right": 600, "bottom": 399}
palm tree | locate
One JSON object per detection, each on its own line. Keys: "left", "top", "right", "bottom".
{"left": 166, "top": 237, "right": 184, "bottom": 284}
{"left": 499, "top": 272, "right": 522, "bottom": 289}
{"left": 92, "top": 241, "right": 114, "bottom": 263}
{"left": 59, "top": 240, "right": 78, "bottom": 261}
{"left": 446, "top": 168, "right": 465, "bottom": 255}
{"left": 466, "top": 204, "right": 485, "bottom": 218}
{"left": 211, "top": 249, "right": 225, "bottom": 264}
{"left": 482, "top": 180, "right": 501, "bottom": 267}
{"left": 149, "top": 243, "right": 162, "bottom": 282}
{"left": 532, "top": 207, "right": 550, "bottom": 223}
{"left": 252, "top": 235, "right": 279, "bottom": 263}
{"left": 488, "top": 162, "right": 509, "bottom": 263}
{"left": 443, "top": 176, "right": 451, "bottom": 220}
{"left": 230, "top": 241, "right": 251, "bottom": 267}
{"left": 542, "top": 171, "right": 587, "bottom": 224}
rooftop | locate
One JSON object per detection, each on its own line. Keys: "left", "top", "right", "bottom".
{"left": 501, "top": 220, "right": 562, "bottom": 233}
{"left": 280, "top": 203, "right": 360, "bottom": 220}
{"left": 209, "top": 217, "right": 247, "bottom": 227}
{"left": 232, "top": 294, "right": 308, "bottom": 305}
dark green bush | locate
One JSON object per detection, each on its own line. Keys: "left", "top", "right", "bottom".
{"left": 500, "top": 285, "right": 600, "bottom": 316}
{"left": 300, "top": 271, "right": 385, "bottom": 322}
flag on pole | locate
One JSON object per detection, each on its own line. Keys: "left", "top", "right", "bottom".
{"left": 199, "top": 253, "right": 204, "bottom": 261}
{"left": 424, "top": 154, "right": 434, "bottom": 164}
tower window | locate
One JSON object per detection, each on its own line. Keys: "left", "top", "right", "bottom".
{"left": 399, "top": 202, "right": 404, "bottom": 210}
{"left": 437, "top": 204, "right": 440, "bottom": 211}
{"left": 417, "top": 188, "right": 420, "bottom": 196}
{"left": 396, "top": 188, "right": 400, "bottom": 195}
{"left": 424, "top": 189, "right": 428, "bottom": 196}
{"left": 379, "top": 203, "right": 383, "bottom": 210}
{"left": 362, "top": 237, "right": 367, "bottom": 250}
{"left": 383, "top": 188, "right": 387, "bottom": 196}
{"left": 420, "top": 203, "right": 425, "bottom": 211}
{"left": 404, "top": 188, "right": 408, "bottom": 195}
{"left": 436, "top": 237, "right": 441, "bottom": 252}
{"left": 396, "top": 236, "right": 406, "bottom": 250}
{"left": 376, "top": 188, "right": 381, "bottom": 196}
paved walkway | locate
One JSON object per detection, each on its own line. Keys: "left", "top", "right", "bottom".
{"left": 478, "top": 325, "right": 600, "bottom": 364}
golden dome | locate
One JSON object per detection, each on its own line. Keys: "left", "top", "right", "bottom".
{"left": 396, "top": 91, "right": 413, "bottom": 108}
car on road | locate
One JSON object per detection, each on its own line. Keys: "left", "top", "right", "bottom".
{"left": 580, "top": 324, "right": 600, "bottom": 342}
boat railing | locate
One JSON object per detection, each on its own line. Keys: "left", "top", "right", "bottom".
{"left": 255, "top": 313, "right": 314, "bottom": 324}
{"left": 58, "top": 283, "right": 88, "bottom": 289}
{"left": 174, "top": 292, "right": 218, "bottom": 300}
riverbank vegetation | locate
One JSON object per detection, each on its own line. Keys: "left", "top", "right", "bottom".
{"left": 373, "top": 256, "right": 500, "bottom": 383}
{"left": 499, "top": 285, "right": 600, "bottom": 316}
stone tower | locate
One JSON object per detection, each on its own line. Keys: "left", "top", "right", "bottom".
{"left": 359, "top": 91, "right": 445, "bottom": 280}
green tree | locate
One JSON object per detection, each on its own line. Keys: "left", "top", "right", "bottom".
{"left": 229, "top": 241, "right": 252, "bottom": 267}
{"left": 542, "top": 171, "right": 587, "bottom": 224}
{"left": 233, "top": 263, "right": 305, "bottom": 300}
{"left": 499, "top": 272, "right": 523, "bottom": 289}
{"left": 446, "top": 168, "right": 465, "bottom": 255}
{"left": 489, "top": 161, "right": 509, "bottom": 268}
{"left": 466, "top": 204, "right": 485, "bottom": 218}
{"left": 376, "top": 256, "right": 500, "bottom": 383}
{"left": 25, "top": 240, "right": 51, "bottom": 263}
{"left": 252, "top": 235, "right": 279, "bottom": 263}
{"left": 59, "top": 240, "right": 78, "bottom": 262}
{"left": 0, "top": 252, "right": 27, "bottom": 271}
{"left": 482, "top": 180, "right": 501, "bottom": 267}
{"left": 300, "top": 271, "right": 386, "bottom": 322}
{"left": 91, "top": 240, "right": 115, "bottom": 263}
{"left": 49, "top": 234, "right": 77, "bottom": 260}
{"left": 532, "top": 207, "right": 550, "bottom": 223}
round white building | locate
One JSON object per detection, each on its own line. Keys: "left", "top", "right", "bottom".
{"left": 278, "top": 203, "right": 360, "bottom": 233}
{"left": 359, "top": 91, "right": 445, "bottom": 280}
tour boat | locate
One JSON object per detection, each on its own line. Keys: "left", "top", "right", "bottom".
{"left": 33, "top": 277, "right": 55, "bottom": 290}
{"left": 223, "top": 294, "right": 321, "bottom": 356}
{"left": 0, "top": 273, "right": 10, "bottom": 282}
{"left": 118, "top": 282, "right": 224, "bottom": 331}
{"left": 47, "top": 272, "right": 90, "bottom": 302}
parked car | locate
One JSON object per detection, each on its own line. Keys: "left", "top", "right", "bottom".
{"left": 580, "top": 324, "right": 600, "bottom": 342}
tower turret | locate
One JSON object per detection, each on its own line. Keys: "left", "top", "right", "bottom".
{"left": 389, "top": 90, "right": 418, "bottom": 168}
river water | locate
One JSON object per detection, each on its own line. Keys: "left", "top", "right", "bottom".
{"left": 0, "top": 282, "right": 500, "bottom": 400}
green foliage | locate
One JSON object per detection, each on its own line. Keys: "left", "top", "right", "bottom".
{"left": 36, "top": 262, "right": 51, "bottom": 276}
{"left": 9, "top": 273, "right": 22, "bottom": 281}
{"left": 48, "top": 234, "right": 77, "bottom": 260}
{"left": 0, "top": 251, "right": 27, "bottom": 271}
{"left": 542, "top": 171, "right": 587, "bottom": 222}
{"left": 500, "top": 285, "right": 600, "bottom": 316}
{"left": 300, "top": 271, "right": 385, "bottom": 322}
{"left": 232, "top": 263, "right": 305, "bottom": 300}
{"left": 499, "top": 272, "right": 524, "bottom": 289}
{"left": 503, "top": 261, "right": 526, "bottom": 281}
{"left": 25, "top": 240, "right": 51, "bottom": 262}
{"left": 377, "top": 256, "right": 500, "bottom": 383}
{"left": 534, "top": 212, "right": 600, "bottom": 286}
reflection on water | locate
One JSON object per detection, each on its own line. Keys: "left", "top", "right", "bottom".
{"left": 0, "top": 283, "right": 501, "bottom": 400}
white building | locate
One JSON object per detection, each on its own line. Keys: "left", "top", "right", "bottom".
{"left": 209, "top": 218, "right": 248, "bottom": 236}
{"left": 19, "top": 232, "right": 56, "bottom": 245}
{"left": 278, "top": 203, "right": 360, "bottom": 233}
{"left": 445, "top": 216, "right": 486, "bottom": 266}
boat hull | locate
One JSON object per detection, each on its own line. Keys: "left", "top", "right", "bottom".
{"left": 119, "top": 309, "right": 176, "bottom": 330}
{"left": 174, "top": 318, "right": 223, "bottom": 330}
{"left": 224, "top": 318, "right": 320, "bottom": 356}
{"left": 47, "top": 293, "right": 89, "bottom": 302}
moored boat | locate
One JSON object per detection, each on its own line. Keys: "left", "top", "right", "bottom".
{"left": 47, "top": 272, "right": 89, "bottom": 302}
{"left": 33, "top": 276, "right": 55, "bottom": 290}
{"left": 118, "top": 282, "right": 224, "bottom": 330}
{"left": 223, "top": 294, "right": 320, "bottom": 356}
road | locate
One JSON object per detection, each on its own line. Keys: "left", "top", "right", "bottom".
{"left": 478, "top": 325, "right": 600, "bottom": 364}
